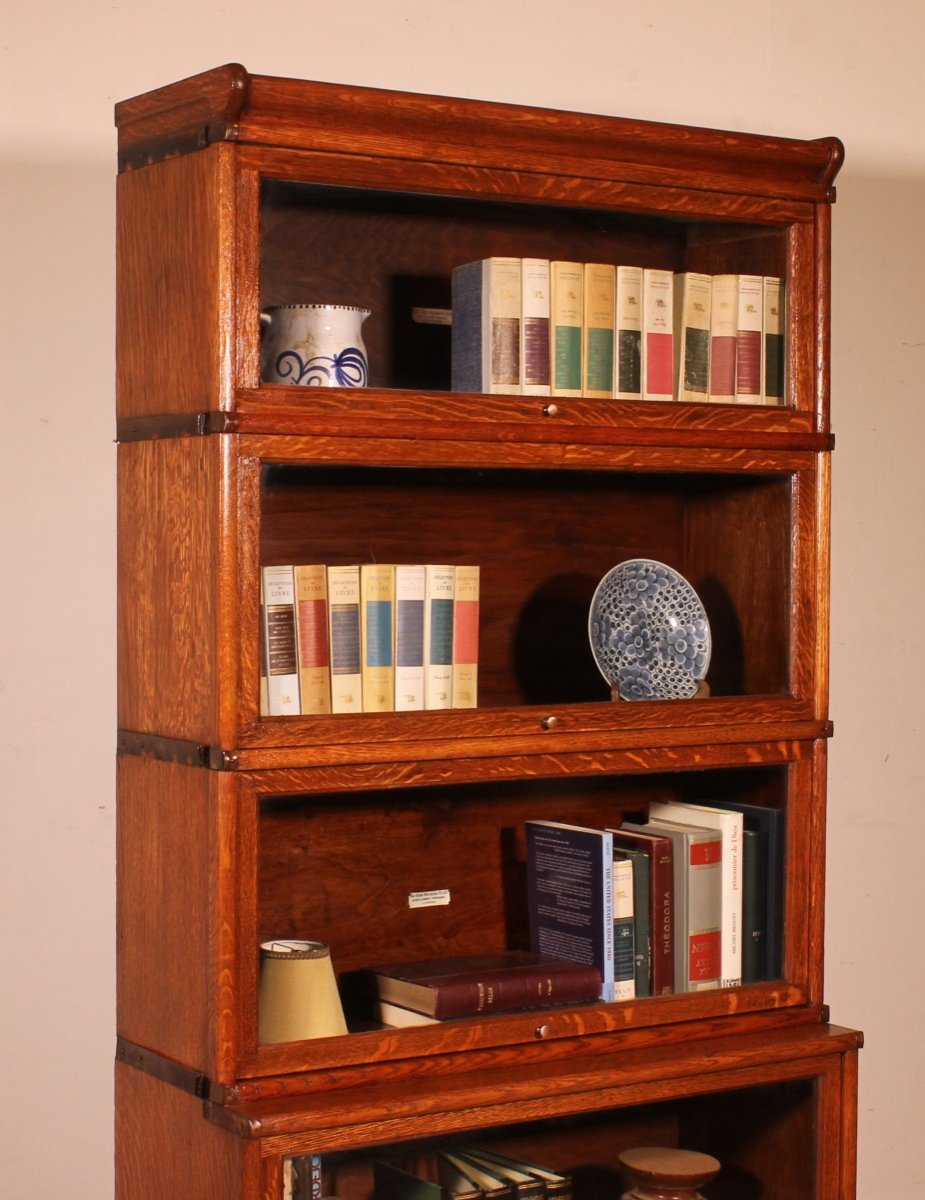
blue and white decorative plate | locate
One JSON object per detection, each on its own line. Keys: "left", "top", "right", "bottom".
{"left": 588, "top": 559, "right": 711, "bottom": 701}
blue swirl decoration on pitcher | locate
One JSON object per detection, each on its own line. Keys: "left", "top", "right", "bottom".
{"left": 274, "top": 347, "right": 368, "bottom": 387}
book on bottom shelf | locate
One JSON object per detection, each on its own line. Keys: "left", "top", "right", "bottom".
{"left": 456, "top": 1151, "right": 544, "bottom": 1200}
{"left": 440, "top": 1153, "right": 512, "bottom": 1199}
{"left": 360, "top": 562, "right": 395, "bottom": 712}
{"left": 261, "top": 564, "right": 300, "bottom": 716}
{"left": 467, "top": 1149, "right": 572, "bottom": 1200}
{"left": 451, "top": 256, "right": 522, "bottom": 394}
{"left": 648, "top": 799, "right": 743, "bottom": 989}
{"left": 294, "top": 564, "right": 331, "bottom": 715}
{"left": 525, "top": 819, "right": 614, "bottom": 1001}
{"left": 623, "top": 817, "right": 721, "bottom": 991}
{"left": 327, "top": 564, "right": 362, "bottom": 713}
{"left": 370, "top": 950, "right": 602, "bottom": 1020}
{"left": 284, "top": 1155, "right": 323, "bottom": 1200}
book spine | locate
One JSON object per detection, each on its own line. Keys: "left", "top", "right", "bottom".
{"left": 520, "top": 258, "right": 551, "bottom": 395}
{"left": 259, "top": 572, "right": 269, "bottom": 717}
{"left": 424, "top": 564, "right": 455, "bottom": 709}
{"left": 451, "top": 564, "right": 480, "bottom": 708}
{"left": 261, "top": 565, "right": 301, "bottom": 715}
{"left": 709, "top": 273, "right": 738, "bottom": 402}
{"left": 294, "top": 564, "right": 331, "bottom": 715}
{"left": 360, "top": 563, "right": 395, "bottom": 711}
{"left": 326, "top": 565, "right": 362, "bottom": 713}
{"left": 641, "top": 268, "right": 674, "bottom": 400}
{"left": 550, "top": 261, "right": 583, "bottom": 397}
{"left": 615, "top": 265, "right": 643, "bottom": 400}
{"left": 674, "top": 272, "right": 712, "bottom": 402}
{"left": 425, "top": 962, "right": 604, "bottom": 1019}
{"left": 582, "top": 262, "right": 616, "bottom": 398}
{"left": 741, "top": 827, "right": 769, "bottom": 983}
{"left": 613, "top": 856, "right": 636, "bottom": 1001}
{"left": 617, "top": 847, "right": 651, "bottom": 998}
{"left": 762, "top": 276, "right": 784, "bottom": 405}
{"left": 487, "top": 256, "right": 522, "bottom": 394}
{"left": 394, "top": 564, "right": 426, "bottom": 711}
{"left": 735, "top": 274, "right": 763, "bottom": 401}
{"left": 687, "top": 833, "right": 723, "bottom": 990}
{"left": 526, "top": 821, "right": 614, "bottom": 1001}
{"left": 649, "top": 841, "right": 675, "bottom": 995}
{"left": 451, "top": 260, "right": 484, "bottom": 392}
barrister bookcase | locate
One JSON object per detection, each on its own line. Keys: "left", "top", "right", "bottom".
{"left": 115, "top": 65, "right": 860, "bottom": 1198}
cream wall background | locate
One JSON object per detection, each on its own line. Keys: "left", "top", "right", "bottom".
{"left": 2, "top": 2, "right": 923, "bottom": 1196}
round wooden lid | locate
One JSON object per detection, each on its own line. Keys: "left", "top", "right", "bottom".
{"left": 618, "top": 1146, "right": 721, "bottom": 1189}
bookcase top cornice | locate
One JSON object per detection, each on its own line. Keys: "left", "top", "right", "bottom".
{"left": 115, "top": 63, "right": 844, "bottom": 201}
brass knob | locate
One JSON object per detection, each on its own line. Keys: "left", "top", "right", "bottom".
{"left": 542, "top": 403, "right": 559, "bottom": 417}
{"left": 540, "top": 715, "right": 560, "bottom": 730}
{"left": 535, "top": 1024, "right": 551, "bottom": 1039}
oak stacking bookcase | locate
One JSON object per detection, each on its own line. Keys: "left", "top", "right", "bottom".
{"left": 115, "top": 64, "right": 860, "bottom": 1199}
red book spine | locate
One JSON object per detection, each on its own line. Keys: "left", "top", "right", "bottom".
{"left": 649, "top": 845, "right": 675, "bottom": 996}
{"left": 645, "top": 331, "right": 673, "bottom": 396}
{"left": 710, "top": 336, "right": 736, "bottom": 396}
{"left": 735, "top": 330, "right": 761, "bottom": 396}
{"left": 426, "top": 963, "right": 603, "bottom": 1019}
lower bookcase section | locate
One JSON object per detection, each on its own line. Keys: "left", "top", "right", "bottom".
{"left": 115, "top": 1024, "right": 861, "bottom": 1200}
{"left": 117, "top": 747, "right": 827, "bottom": 1082}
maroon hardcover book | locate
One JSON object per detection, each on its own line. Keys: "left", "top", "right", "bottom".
{"left": 610, "top": 828, "right": 675, "bottom": 995}
{"left": 370, "top": 951, "right": 602, "bottom": 1019}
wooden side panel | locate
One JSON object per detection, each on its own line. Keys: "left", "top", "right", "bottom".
{"left": 118, "top": 437, "right": 221, "bottom": 742}
{"left": 116, "top": 142, "right": 237, "bottom": 419}
{"left": 115, "top": 1061, "right": 260, "bottom": 1200}
{"left": 117, "top": 757, "right": 239, "bottom": 1078}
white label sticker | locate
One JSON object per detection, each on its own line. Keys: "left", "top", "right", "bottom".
{"left": 411, "top": 307, "right": 452, "bottom": 326}
{"left": 408, "top": 889, "right": 451, "bottom": 909}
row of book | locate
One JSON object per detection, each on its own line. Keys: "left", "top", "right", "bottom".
{"left": 374, "top": 1148, "right": 572, "bottom": 1200}
{"left": 451, "top": 256, "right": 784, "bottom": 406}
{"left": 526, "top": 800, "right": 784, "bottom": 1003}
{"left": 261, "top": 563, "right": 480, "bottom": 716}
{"left": 284, "top": 1146, "right": 572, "bottom": 1200}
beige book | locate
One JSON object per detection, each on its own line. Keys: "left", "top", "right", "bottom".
{"left": 641, "top": 268, "right": 674, "bottom": 401}
{"left": 261, "top": 565, "right": 300, "bottom": 716}
{"left": 550, "top": 261, "right": 583, "bottom": 397}
{"left": 582, "top": 262, "right": 616, "bottom": 398}
{"left": 294, "top": 564, "right": 331, "bottom": 715}
{"left": 326, "top": 565, "right": 362, "bottom": 713}
{"left": 360, "top": 563, "right": 395, "bottom": 712}
{"left": 451, "top": 565, "right": 480, "bottom": 708}
{"left": 394, "top": 564, "right": 426, "bottom": 711}
{"left": 673, "top": 272, "right": 712, "bottom": 402}
{"left": 424, "top": 564, "right": 455, "bottom": 709}
{"left": 520, "top": 257, "right": 551, "bottom": 396}
{"left": 615, "top": 265, "right": 643, "bottom": 400}
{"left": 762, "top": 276, "right": 785, "bottom": 405}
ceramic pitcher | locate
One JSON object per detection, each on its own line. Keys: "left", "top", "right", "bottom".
{"left": 260, "top": 304, "right": 370, "bottom": 387}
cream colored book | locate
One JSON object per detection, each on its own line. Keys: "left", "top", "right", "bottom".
{"left": 641, "top": 268, "right": 674, "bottom": 401}
{"left": 424, "top": 564, "right": 455, "bottom": 709}
{"left": 394, "top": 564, "right": 426, "bottom": 711}
{"left": 550, "top": 261, "right": 583, "bottom": 397}
{"left": 673, "top": 272, "right": 712, "bottom": 402}
{"left": 708, "top": 273, "right": 738, "bottom": 403}
{"left": 294, "top": 564, "right": 331, "bottom": 715}
{"left": 259, "top": 572, "right": 269, "bottom": 717}
{"left": 261, "top": 565, "right": 300, "bottom": 716}
{"left": 613, "top": 855, "right": 636, "bottom": 1001}
{"left": 615, "top": 265, "right": 643, "bottom": 400}
{"left": 326, "top": 565, "right": 362, "bottom": 713}
{"left": 520, "top": 257, "right": 551, "bottom": 396}
{"left": 762, "top": 276, "right": 785, "bottom": 405}
{"left": 735, "top": 274, "right": 764, "bottom": 403}
{"left": 582, "top": 262, "right": 616, "bottom": 399}
{"left": 451, "top": 565, "right": 479, "bottom": 709}
{"left": 360, "top": 563, "right": 395, "bottom": 712}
